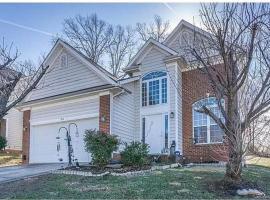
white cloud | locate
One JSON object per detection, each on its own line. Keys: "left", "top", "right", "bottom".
{"left": 0, "top": 18, "right": 55, "bottom": 37}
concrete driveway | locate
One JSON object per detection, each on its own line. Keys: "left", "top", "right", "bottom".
{"left": 0, "top": 164, "right": 64, "bottom": 184}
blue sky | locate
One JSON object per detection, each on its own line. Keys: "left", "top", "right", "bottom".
{"left": 0, "top": 3, "right": 201, "bottom": 65}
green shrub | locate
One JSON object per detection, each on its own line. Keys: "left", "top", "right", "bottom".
{"left": 121, "top": 141, "right": 149, "bottom": 167}
{"left": 84, "top": 129, "right": 119, "bottom": 168}
{"left": 0, "top": 136, "right": 7, "bottom": 151}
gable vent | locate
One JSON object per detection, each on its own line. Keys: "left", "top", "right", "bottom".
{"left": 60, "top": 53, "right": 68, "bottom": 68}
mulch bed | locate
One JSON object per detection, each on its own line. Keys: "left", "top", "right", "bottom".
{"left": 62, "top": 165, "right": 152, "bottom": 174}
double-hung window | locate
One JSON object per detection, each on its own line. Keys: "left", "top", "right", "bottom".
{"left": 142, "top": 71, "right": 167, "bottom": 107}
{"left": 193, "top": 97, "right": 224, "bottom": 144}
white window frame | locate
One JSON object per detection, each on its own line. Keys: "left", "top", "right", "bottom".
{"left": 141, "top": 72, "right": 168, "bottom": 107}
{"left": 192, "top": 97, "right": 224, "bottom": 145}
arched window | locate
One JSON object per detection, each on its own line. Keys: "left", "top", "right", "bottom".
{"left": 192, "top": 97, "right": 224, "bottom": 144}
{"left": 142, "top": 71, "right": 167, "bottom": 107}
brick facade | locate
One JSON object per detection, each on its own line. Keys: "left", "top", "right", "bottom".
{"left": 99, "top": 95, "right": 111, "bottom": 133}
{"left": 22, "top": 110, "right": 31, "bottom": 164}
{"left": 182, "top": 68, "right": 228, "bottom": 163}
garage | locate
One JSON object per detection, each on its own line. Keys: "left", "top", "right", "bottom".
{"left": 29, "top": 98, "right": 99, "bottom": 164}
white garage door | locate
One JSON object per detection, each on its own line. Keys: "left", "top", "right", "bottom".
{"left": 30, "top": 117, "right": 98, "bottom": 164}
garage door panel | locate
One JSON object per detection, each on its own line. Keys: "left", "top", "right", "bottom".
{"left": 30, "top": 118, "right": 98, "bottom": 164}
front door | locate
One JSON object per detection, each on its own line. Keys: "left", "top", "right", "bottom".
{"left": 144, "top": 114, "right": 164, "bottom": 154}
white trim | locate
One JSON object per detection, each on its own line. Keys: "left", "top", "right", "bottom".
{"left": 60, "top": 41, "right": 116, "bottom": 85}
{"left": 41, "top": 39, "right": 116, "bottom": 85}
{"left": 192, "top": 97, "right": 225, "bottom": 144}
{"left": 5, "top": 118, "right": 9, "bottom": 140}
{"left": 31, "top": 113, "right": 99, "bottom": 126}
{"left": 30, "top": 94, "right": 99, "bottom": 111}
{"left": 60, "top": 52, "right": 68, "bottom": 68}
{"left": 124, "top": 38, "right": 177, "bottom": 71}
{"left": 139, "top": 69, "right": 171, "bottom": 152}
{"left": 118, "top": 76, "right": 140, "bottom": 84}
{"left": 17, "top": 87, "right": 114, "bottom": 110}
{"left": 135, "top": 46, "right": 153, "bottom": 65}
{"left": 109, "top": 92, "right": 113, "bottom": 135}
{"left": 174, "top": 63, "right": 179, "bottom": 151}
{"left": 141, "top": 71, "right": 168, "bottom": 107}
{"left": 99, "top": 91, "right": 110, "bottom": 96}
{"left": 141, "top": 112, "right": 169, "bottom": 153}
{"left": 164, "top": 20, "right": 211, "bottom": 45}
{"left": 23, "top": 48, "right": 64, "bottom": 103}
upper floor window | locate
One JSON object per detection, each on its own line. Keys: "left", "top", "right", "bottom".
{"left": 60, "top": 53, "right": 68, "bottom": 68}
{"left": 192, "top": 97, "right": 224, "bottom": 144}
{"left": 142, "top": 71, "right": 167, "bottom": 107}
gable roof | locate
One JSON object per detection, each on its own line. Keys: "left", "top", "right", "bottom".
{"left": 123, "top": 38, "right": 178, "bottom": 72}
{"left": 44, "top": 39, "right": 117, "bottom": 84}
{"left": 163, "top": 19, "right": 210, "bottom": 45}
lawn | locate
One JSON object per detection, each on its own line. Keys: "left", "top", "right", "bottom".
{"left": 0, "top": 151, "right": 21, "bottom": 167}
{"left": 0, "top": 165, "right": 269, "bottom": 199}
{"left": 246, "top": 155, "right": 270, "bottom": 168}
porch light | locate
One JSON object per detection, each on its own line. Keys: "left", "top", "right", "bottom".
{"left": 101, "top": 115, "right": 107, "bottom": 122}
{"left": 170, "top": 112, "right": 174, "bottom": 118}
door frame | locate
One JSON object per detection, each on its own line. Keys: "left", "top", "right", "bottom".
{"left": 141, "top": 112, "right": 169, "bottom": 154}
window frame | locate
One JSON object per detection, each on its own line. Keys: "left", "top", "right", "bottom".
{"left": 192, "top": 97, "right": 225, "bottom": 145}
{"left": 141, "top": 71, "right": 168, "bottom": 107}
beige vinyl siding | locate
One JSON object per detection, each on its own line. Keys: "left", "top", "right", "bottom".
{"left": 141, "top": 47, "right": 170, "bottom": 74}
{"left": 112, "top": 82, "right": 136, "bottom": 145}
{"left": 28, "top": 50, "right": 107, "bottom": 101}
{"left": 5, "top": 108, "right": 23, "bottom": 150}
{"left": 134, "top": 80, "right": 141, "bottom": 141}
{"left": 139, "top": 47, "right": 177, "bottom": 148}
{"left": 167, "top": 32, "right": 182, "bottom": 53}
{"left": 167, "top": 64, "right": 176, "bottom": 145}
{"left": 31, "top": 98, "right": 99, "bottom": 124}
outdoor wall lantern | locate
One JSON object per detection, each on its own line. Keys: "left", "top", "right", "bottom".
{"left": 101, "top": 115, "right": 107, "bottom": 122}
{"left": 170, "top": 112, "right": 175, "bottom": 118}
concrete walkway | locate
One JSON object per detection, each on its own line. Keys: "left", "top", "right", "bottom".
{"left": 0, "top": 164, "right": 64, "bottom": 184}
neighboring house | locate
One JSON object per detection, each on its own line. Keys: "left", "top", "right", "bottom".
{"left": 2, "top": 109, "right": 23, "bottom": 151}
{"left": 11, "top": 19, "right": 227, "bottom": 164}
{"left": 0, "top": 68, "right": 23, "bottom": 151}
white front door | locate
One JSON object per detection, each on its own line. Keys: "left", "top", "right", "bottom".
{"left": 144, "top": 114, "right": 164, "bottom": 154}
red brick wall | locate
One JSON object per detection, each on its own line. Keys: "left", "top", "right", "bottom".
{"left": 182, "top": 68, "right": 228, "bottom": 163}
{"left": 99, "top": 95, "right": 111, "bottom": 133}
{"left": 22, "top": 110, "right": 31, "bottom": 164}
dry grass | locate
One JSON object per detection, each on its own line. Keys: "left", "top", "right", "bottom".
{"left": 0, "top": 151, "right": 21, "bottom": 167}
{"left": 246, "top": 155, "right": 270, "bottom": 168}
{"left": 1, "top": 165, "right": 269, "bottom": 199}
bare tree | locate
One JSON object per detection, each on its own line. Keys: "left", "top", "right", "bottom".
{"left": 136, "top": 15, "right": 170, "bottom": 42}
{"left": 183, "top": 3, "right": 270, "bottom": 182}
{"left": 0, "top": 38, "right": 49, "bottom": 119}
{"left": 63, "top": 14, "right": 113, "bottom": 64}
{"left": 107, "top": 25, "right": 135, "bottom": 77}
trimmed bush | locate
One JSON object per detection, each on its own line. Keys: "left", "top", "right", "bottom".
{"left": 121, "top": 141, "right": 149, "bottom": 167}
{"left": 84, "top": 129, "right": 119, "bottom": 168}
{"left": 0, "top": 136, "right": 7, "bottom": 151}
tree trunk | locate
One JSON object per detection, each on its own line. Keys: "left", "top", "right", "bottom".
{"left": 224, "top": 79, "right": 243, "bottom": 182}
{"left": 225, "top": 137, "right": 243, "bottom": 182}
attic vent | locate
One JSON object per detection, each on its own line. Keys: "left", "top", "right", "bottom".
{"left": 60, "top": 53, "right": 68, "bottom": 68}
